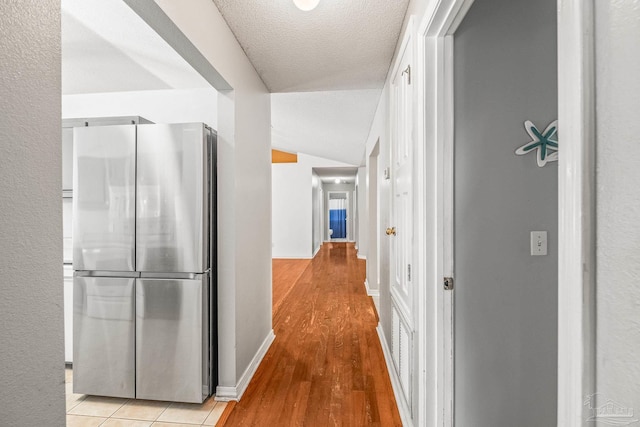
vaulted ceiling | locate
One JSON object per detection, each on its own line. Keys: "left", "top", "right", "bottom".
{"left": 61, "top": 0, "right": 410, "bottom": 166}
{"left": 61, "top": 0, "right": 209, "bottom": 94}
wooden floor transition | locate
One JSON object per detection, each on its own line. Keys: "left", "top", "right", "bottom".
{"left": 218, "top": 242, "right": 401, "bottom": 426}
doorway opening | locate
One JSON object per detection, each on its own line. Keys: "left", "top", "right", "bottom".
{"left": 418, "top": 0, "right": 559, "bottom": 424}
{"left": 312, "top": 167, "right": 358, "bottom": 245}
{"left": 328, "top": 191, "right": 349, "bottom": 240}
{"left": 61, "top": 0, "right": 227, "bottom": 422}
{"left": 366, "top": 141, "right": 380, "bottom": 301}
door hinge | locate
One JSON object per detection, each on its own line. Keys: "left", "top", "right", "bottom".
{"left": 407, "top": 264, "right": 412, "bottom": 282}
{"left": 402, "top": 65, "right": 411, "bottom": 85}
{"left": 444, "top": 277, "right": 454, "bottom": 290}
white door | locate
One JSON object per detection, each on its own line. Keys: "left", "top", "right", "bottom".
{"left": 389, "top": 27, "right": 415, "bottom": 408}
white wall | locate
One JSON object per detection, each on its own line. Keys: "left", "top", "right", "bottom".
{"left": 63, "top": 88, "right": 218, "bottom": 127}
{"left": 312, "top": 171, "right": 322, "bottom": 255}
{"left": 595, "top": 0, "right": 640, "bottom": 410}
{"left": 272, "top": 160, "right": 311, "bottom": 258}
{"left": 0, "top": 1, "right": 66, "bottom": 425}
{"left": 366, "top": 143, "right": 380, "bottom": 299}
{"left": 356, "top": 167, "right": 368, "bottom": 259}
{"left": 152, "top": 0, "right": 272, "bottom": 398}
{"left": 364, "top": 80, "right": 391, "bottom": 338}
{"left": 272, "top": 153, "right": 355, "bottom": 258}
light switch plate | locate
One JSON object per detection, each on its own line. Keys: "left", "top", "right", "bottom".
{"left": 530, "top": 231, "right": 547, "bottom": 256}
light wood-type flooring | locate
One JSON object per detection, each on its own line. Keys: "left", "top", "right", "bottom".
{"left": 219, "top": 242, "right": 401, "bottom": 426}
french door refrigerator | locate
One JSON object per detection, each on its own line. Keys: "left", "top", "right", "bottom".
{"left": 72, "top": 123, "right": 216, "bottom": 403}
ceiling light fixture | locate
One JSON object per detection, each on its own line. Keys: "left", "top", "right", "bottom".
{"left": 334, "top": 178, "right": 340, "bottom": 184}
{"left": 293, "top": 0, "right": 320, "bottom": 11}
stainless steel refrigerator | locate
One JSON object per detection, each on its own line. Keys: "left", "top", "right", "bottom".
{"left": 72, "top": 122, "right": 216, "bottom": 403}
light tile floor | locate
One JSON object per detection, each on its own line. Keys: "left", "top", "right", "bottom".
{"left": 66, "top": 369, "right": 227, "bottom": 427}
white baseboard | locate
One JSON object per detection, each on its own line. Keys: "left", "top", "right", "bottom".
{"left": 214, "top": 386, "right": 237, "bottom": 402}
{"left": 376, "top": 323, "right": 413, "bottom": 427}
{"left": 357, "top": 253, "right": 366, "bottom": 260}
{"left": 313, "top": 245, "right": 321, "bottom": 257}
{"left": 215, "top": 329, "right": 275, "bottom": 401}
{"left": 364, "top": 279, "right": 380, "bottom": 297}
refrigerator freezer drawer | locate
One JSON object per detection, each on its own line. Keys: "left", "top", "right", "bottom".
{"left": 135, "top": 276, "right": 210, "bottom": 403}
{"left": 73, "top": 276, "right": 135, "bottom": 398}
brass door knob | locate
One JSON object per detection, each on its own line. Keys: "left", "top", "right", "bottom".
{"left": 386, "top": 227, "right": 396, "bottom": 236}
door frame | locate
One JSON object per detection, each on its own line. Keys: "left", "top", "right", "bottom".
{"left": 417, "top": 1, "right": 474, "bottom": 425}
{"left": 416, "top": 0, "right": 596, "bottom": 425}
{"left": 557, "top": 0, "right": 596, "bottom": 424}
{"left": 326, "top": 190, "right": 350, "bottom": 241}
{"left": 367, "top": 141, "right": 380, "bottom": 298}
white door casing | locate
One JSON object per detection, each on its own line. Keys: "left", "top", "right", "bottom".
{"left": 367, "top": 142, "right": 380, "bottom": 297}
{"left": 557, "top": 0, "right": 596, "bottom": 424}
{"left": 417, "top": 1, "right": 474, "bottom": 426}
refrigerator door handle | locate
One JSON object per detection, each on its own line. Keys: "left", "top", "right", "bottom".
{"left": 139, "top": 272, "right": 202, "bottom": 280}
{"left": 75, "top": 271, "right": 140, "bottom": 278}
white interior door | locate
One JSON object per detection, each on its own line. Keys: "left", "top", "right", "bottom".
{"left": 391, "top": 42, "right": 414, "bottom": 316}
{"left": 389, "top": 24, "right": 415, "bottom": 410}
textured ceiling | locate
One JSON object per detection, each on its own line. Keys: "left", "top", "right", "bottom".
{"left": 212, "top": 0, "right": 410, "bottom": 92}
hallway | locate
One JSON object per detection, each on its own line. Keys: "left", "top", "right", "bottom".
{"left": 220, "top": 243, "right": 401, "bottom": 426}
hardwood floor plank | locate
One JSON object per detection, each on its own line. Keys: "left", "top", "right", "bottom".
{"left": 289, "top": 381, "right": 312, "bottom": 427}
{"left": 220, "top": 243, "right": 401, "bottom": 426}
{"left": 215, "top": 401, "right": 237, "bottom": 427}
{"left": 272, "top": 258, "right": 311, "bottom": 318}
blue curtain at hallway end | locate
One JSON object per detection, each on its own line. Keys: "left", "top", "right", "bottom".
{"left": 330, "top": 209, "right": 346, "bottom": 238}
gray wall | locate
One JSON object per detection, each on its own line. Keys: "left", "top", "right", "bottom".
{"left": 0, "top": 1, "right": 65, "bottom": 425}
{"left": 595, "top": 0, "right": 640, "bottom": 412}
{"left": 453, "top": 0, "right": 557, "bottom": 425}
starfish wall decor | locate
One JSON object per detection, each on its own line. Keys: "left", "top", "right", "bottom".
{"left": 515, "top": 120, "right": 558, "bottom": 167}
